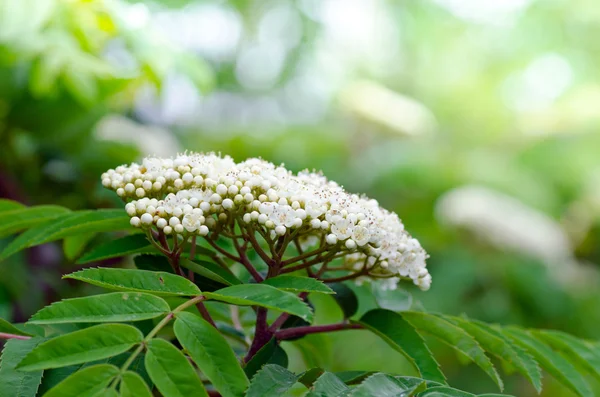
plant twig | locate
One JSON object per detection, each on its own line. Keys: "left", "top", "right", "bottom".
{"left": 0, "top": 332, "right": 31, "bottom": 340}
{"left": 275, "top": 322, "right": 362, "bottom": 340}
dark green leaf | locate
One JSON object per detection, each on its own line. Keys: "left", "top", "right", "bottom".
{"left": 358, "top": 309, "right": 446, "bottom": 384}
{"left": 245, "top": 364, "right": 298, "bottom": 397}
{"left": 308, "top": 372, "right": 349, "bottom": 397}
{"left": 263, "top": 276, "right": 333, "bottom": 294}
{"left": 134, "top": 254, "right": 173, "bottom": 273}
{"left": 205, "top": 284, "right": 313, "bottom": 322}
{"left": 297, "top": 368, "right": 325, "bottom": 387}
{"left": 503, "top": 327, "right": 591, "bottom": 397}
{"left": 64, "top": 267, "right": 201, "bottom": 296}
{"left": 244, "top": 339, "right": 287, "bottom": 379}
{"left": 120, "top": 370, "right": 152, "bottom": 397}
{"left": 0, "top": 317, "right": 35, "bottom": 336}
{"left": 180, "top": 258, "right": 242, "bottom": 286}
{"left": 77, "top": 234, "right": 157, "bottom": 264}
{"left": 402, "top": 312, "right": 501, "bottom": 390}
{"left": 0, "top": 205, "right": 71, "bottom": 239}
{"left": 418, "top": 386, "right": 475, "bottom": 396}
{"left": 0, "top": 338, "right": 46, "bottom": 397}
{"left": 329, "top": 283, "right": 358, "bottom": 318}
{"left": 350, "top": 373, "right": 425, "bottom": 397}
{"left": 17, "top": 324, "right": 143, "bottom": 371}
{"left": 1, "top": 210, "right": 131, "bottom": 260}
{"left": 174, "top": 312, "right": 249, "bottom": 397}
{"left": 334, "top": 371, "right": 375, "bottom": 385}
{"left": 43, "top": 364, "right": 119, "bottom": 397}
{"left": 145, "top": 338, "right": 208, "bottom": 397}
{"left": 29, "top": 292, "right": 170, "bottom": 324}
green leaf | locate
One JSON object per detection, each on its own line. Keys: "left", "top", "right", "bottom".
{"left": 0, "top": 338, "right": 46, "bottom": 397}
{"left": 329, "top": 283, "right": 358, "bottom": 318}
{"left": 308, "top": 372, "right": 349, "bottom": 397}
{"left": 29, "top": 292, "right": 170, "bottom": 324}
{"left": 297, "top": 368, "right": 325, "bottom": 387}
{"left": 0, "top": 210, "right": 131, "bottom": 260}
{"left": 77, "top": 234, "right": 157, "bottom": 264}
{"left": 460, "top": 319, "right": 541, "bottom": 393}
{"left": 205, "top": 284, "right": 313, "bottom": 322}
{"left": 357, "top": 309, "right": 446, "bottom": 384}
{"left": 350, "top": 373, "right": 425, "bottom": 397}
{"left": 402, "top": 312, "right": 502, "bottom": 390}
{"left": 145, "top": 338, "right": 208, "bottom": 397}
{"left": 17, "top": 324, "right": 143, "bottom": 371}
{"left": 245, "top": 364, "right": 298, "bottom": 397}
{"left": 120, "top": 370, "right": 152, "bottom": 397}
{"left": 0, "top": 317, "right": 35, "bottom": 336}
{"left": 134, "top": 254, "right": 174, "bottom": 273}
{"left": 63, "top": 233, "right": 96, "bottom": 261}
{"left": 174, "top": 312, "right": 248, "bottom": 397}
{"left": 64, "top": 267, "right": 201, "bottom": 296}
{"left": 418, "top": 386, "right": 475, "bottom": 396}
{"left": 0, "top": 199, "right": 25, "bottom": 212}
{"left": 0, "top": 205, "right": 71, "bottom": 239}
{"left": 180, "top": 258, "right": 242, "bottom": 286}
{"left": 503, "top": 327, "right": 591, "bottom": 397}
{"left": 243, "top": 339, "right": 287, "bottom": 379}
{"left": 43, "top": 364, "right": 119, "bottom": 397}
{"left": 535, "top": 329, "right": 600, "bottom": 381}
{"left": 262, "top": 276, "right": 334, "bottom": 294}
{"left": 334, "top": 371, "right": 375, "bottom": 385}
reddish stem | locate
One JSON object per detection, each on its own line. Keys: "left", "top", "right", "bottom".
{"left": 0, "top": 332, "right": 31, "bottom": 340}
{"left": 275, "top": 323, "right": 362, "bottom": 340}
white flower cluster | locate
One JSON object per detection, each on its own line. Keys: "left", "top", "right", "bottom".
{"left": 101, "top": 152, "right": 431, "bottom": 290}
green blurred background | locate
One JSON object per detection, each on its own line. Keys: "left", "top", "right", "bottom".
{"left": 2, "top": 0, "right": 600, "bottom": 395}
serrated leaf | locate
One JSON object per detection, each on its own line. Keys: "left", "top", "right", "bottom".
{"left": 334, "top": 371, "right": 375, "bottom": 385}
{"left": 535, "top": 329, "right": 600, "bottom": 381}
{"left": 308, "top": 372, "right": 349, "bottom": 397}
{"left": 77, "top": 234, "right": 157, "bottom": 264}
{"left": 0, "top": 338, "right": 45, "bottom": 397}
{"left": 263, "top": 276, "right": 334, "bottom": 294}
{"left": 64, "top": 267, "right": 201, "bottom": 296}
{"left": 120, "top": 370, "right": 152, "bottom": 397}
{"left": 0, "top": 210, "right": 130, "bottom": 260}
{"left": 329, "top": 283, "right": 358, "bottom": 318}
{"left": 0, "top": 317, "right": 34, "bottom": 336}
{"left": 297, "top": 368, "right": 325, "bottom": 387}
{"left": 174, "top": 312, "right": 248, "bottom": 397}
{"left": 503, "top": 327, "right": 591, "bottom": 397}
{"left": 43, "top": 364, "right": 119, "bottom": 397}
{"left": 357, "top": 309, "right": 445, "bottom": 384}
{"left": 0, "top": 199, "right": 25, "bottom": 212}
{"left": 466, "top": 320, "right": 541, "bottom": 393}
{"left": 17, "top": 324, "right": 143, "bottom": 371}
{"left": 29, "top": 292, "right": 170, "bottom": 324}
{"left": 0, "top": 205, "right": 70, "bottom": 239}
{"left": 245, "top": 364, "right": 298, "bottom": 397}
{"left": 402, "top": 312, "right": 502, "bottom": 390}
{"left": 145, "top": 338, "right": 208, "bottom": 397}
{"left": 350, "top": 373, "right": 425, "bottom": 397}
{"left": 418, "top": 386, "right": 475, "bottom": 396}
{"left": 180, "top": 258, "right": 242, "bottom": 286}
{"left": 63, "top": 233, "right": 96, "bottom": 261}
{"left": 205, "top": 284, "right": 313, "bottom": 322}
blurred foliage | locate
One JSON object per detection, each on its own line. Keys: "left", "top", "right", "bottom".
{"left": 1, "top": 0, "right": 600, "bottom": 396}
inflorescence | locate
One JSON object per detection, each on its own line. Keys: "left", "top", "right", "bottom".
{"left": 101, "top": 152, "right": 431, "bottom": 290}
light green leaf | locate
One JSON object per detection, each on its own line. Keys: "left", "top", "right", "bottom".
{"left": 64, "top": 267, "right": 201, "bottom": 296}
{"left": 205, "top": 284, "right": 313, "bottom": 322}
{"left": 402, "top": 312, "right": 502, "bottom": 390}
{"left": 0, "top": 317, "right": 35, "bottom": 336}
{"left": 63, "top": 233, "right": 96, "bottom": 261}
{"left": 350, "top": 373, "right": 425, "bottom": 397}
{"left": 262, "top": 276, "right": 333, "bottom": 294}
{"left": 120, "top": 370, "right": 152, "bottom": 397}
{"left": 0, "top": 199, "right": 25, "bottom": 212}
{"left": 43, "top": 364, "right": 119, "bottom": 397}
{"left": 418, "top": 386, "right": 475, "bottom": 396}
{"left": 17, "top": 324, "right": 143, "bottom": 371}
{"left": 77, "top": 235, "right": 157, "bottom": 264}
{"left": 174, "top": 312, "right": 248, "bottom": 397}
{"left": 0, "top": 338, "right": 46, "bottom": 397}
{"left": 29, "top": 292, "right": 170, "bottom": 324}
{"left": 372, "top": 285, "right": 412, "bottom": 312}
{"left": 462, "top": 319, "right": 541, "bottom": 393}
{"left": 307, "top": 372, "right": 349, "bottom": 397}
{"left": 0, "top": 210, "right": 130, "bottom": 260}
{"left": 357, "top": 309, "right": 446, "bottom": 384}
{"left": 245, "top": 364, "right": 298, "bottom": 397}
{"left": 102, "top": 388, "right": 119, "bottom": 397}
{"left": 0, "top": 205, "right": 70, "bottom": 239}
{"left": 180, "top": 258, "right": 242, "bottom": 286}
{"left": 503, "top": 327, "right": 591, "bottom": 397}
{"left": 145, "top": 338, "right": 208, "bottom": 397}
